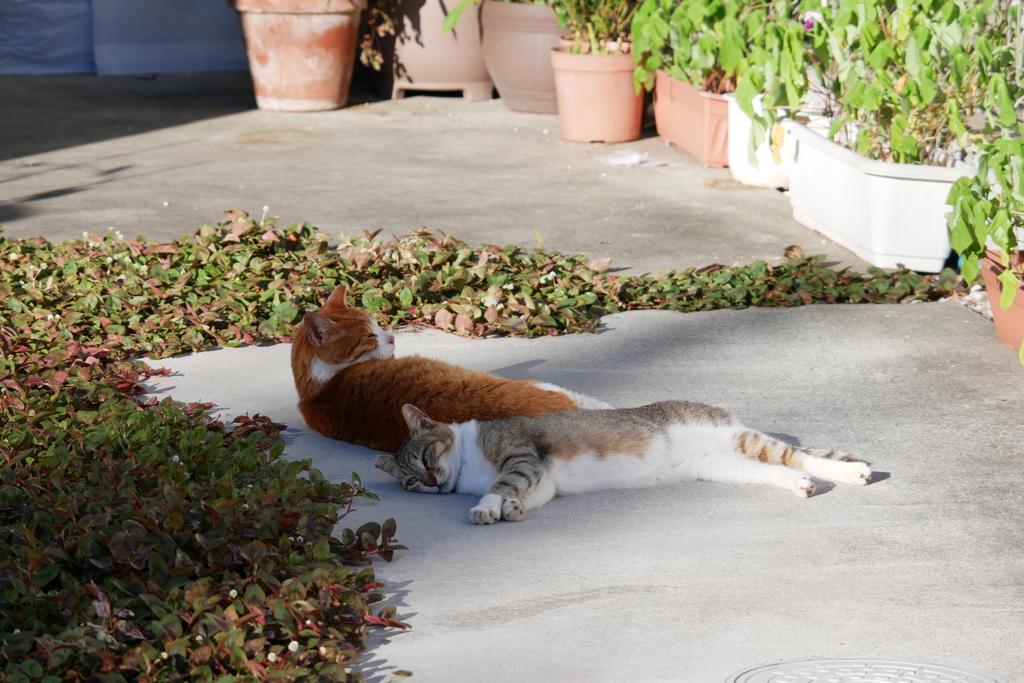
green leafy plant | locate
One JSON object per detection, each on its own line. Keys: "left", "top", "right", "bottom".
{"left": 558, "top": 0, "right": 636, "bottom": 53}
{"left": 0, "top": 218, "right": 413, "bottom": 682}
{"left": 631, "top": 0, "right": 832, "bottom": 163}
{"left": 947, "top": 137, "right": 1024, "bottom": 362}
{"left": 732, "top": 0, "right": 833, "bottom": 164}
{"left": 632, "top": 0, "right": 770, "bottom": 93}
{"left": 821, "top": 0, "right": 1023, "bottom": 164}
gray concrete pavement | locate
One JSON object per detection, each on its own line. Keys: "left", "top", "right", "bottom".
{"left": 2, "top": 71, "right": 864, "bottom": 275}
{"left": 142, "top": 304, "right": 1024, "bottom": 682}
{"left": 5, "top": 72, "right": 1023, "bottom": 682}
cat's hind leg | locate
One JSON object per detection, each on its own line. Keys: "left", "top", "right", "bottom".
{"left": 674, "top": 452, "right": 816, "bottom": 498}
{"left": 797, "top": 448, "right": 871, "bottom": 485}
{"left": 733, "top": 430, "right": 872, "bottom": 486}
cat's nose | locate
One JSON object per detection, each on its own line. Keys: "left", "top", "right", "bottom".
{"left": 385, "top": 333, "right": 395, "bottom": 345}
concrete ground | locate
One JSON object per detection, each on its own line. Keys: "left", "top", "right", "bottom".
{"left": 4, "top": 72, "right": 1023, "bottom": 682}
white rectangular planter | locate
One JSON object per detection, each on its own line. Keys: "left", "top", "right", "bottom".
{"left": 784, "top": 121, "right": 974, "bottom": 272}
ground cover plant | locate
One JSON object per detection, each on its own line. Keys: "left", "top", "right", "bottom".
{"left": 1, "top": 212, "right": 960, "bottom": 681}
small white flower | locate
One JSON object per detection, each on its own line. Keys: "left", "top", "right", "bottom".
{"left": 161, "top": 652, "right": 169, "bottom": 660}
{"left": 195, "top": 635, "right": 203, "bottom": 642}
{"left": 288, "top": 641, "right": 299, "bottom": 652}
{"left": 82, "top": 232, "right": 88, "bottom": 239}
{"left": 105, "top": 257, "right": 113, "bottom": 264}
{"left": 163, "top": 201, "right": 169, "bottom": 207}
{"left": 12, "top": 629, "right": 20, "bottom": 634}
{"left": 242, "top": 503, "right": 249, "bottom": 510}
{"left": 46, "top": 314, "right": 54, "bottom": 321}
{"left": 229, "top": 589, "right": 238, "bottom": 599}
{"left": 296, "top": 536, "right": 304, "bottom": 543}
{"left": 319, "top": 646, "right": 328, "bottom": 655}
{"left": 7, "top": 253, "right": 16, "bottom": 261}
{"left": 289, "top": 536, "right": 295, "bottom": 542}
{"left": 305, "top": 619, "right": 312, "bottom": 626}
{"left": 107, "top": 226, "right": 114, "bottom": 232}
{"left": 267, "top": 652, "right": 277, "bottom": 662}
{"left": 172, "top": 455, "right": 179, "bottom": 463}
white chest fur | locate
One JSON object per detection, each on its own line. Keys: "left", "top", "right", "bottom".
{"left": 451, "top": 422, "right": 499, "bottom": 497}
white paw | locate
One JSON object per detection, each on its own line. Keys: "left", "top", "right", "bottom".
{"left": 838, "top": 461, "right": 872, "bottom": 485}
{"left": 792, "top": 475, "right": 815, "bottom": 498}
{"left": 501, "top": 498, "right": 525, "bottom": 522}
{"left": 470, "top": 493, "right": 502, "bottom": 525}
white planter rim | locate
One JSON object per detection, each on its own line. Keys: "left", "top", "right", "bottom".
{"left": 783, "top": 120, "right": 973, "bottom": 183}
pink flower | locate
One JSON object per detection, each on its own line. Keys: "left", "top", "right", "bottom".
{"left": 802, "top": 11, "right": 824, "bottom": 30}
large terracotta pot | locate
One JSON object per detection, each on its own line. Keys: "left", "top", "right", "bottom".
{"left": 383, "top": 0, "right": 494, "bottom": 100}
{"left": 481, "top": 1, "right": 563, "bottom": 114}
{"left": 980, "top": 252, "right": 1024, "bottom": 351}
{"left": 654, "top": 70, "right": 729, "bottom": 167}
{"left": 550, "top": 46, "right": 642, "bottom": 143}
{"left": 230, "top": 0, "right": 365, "bottom": 112}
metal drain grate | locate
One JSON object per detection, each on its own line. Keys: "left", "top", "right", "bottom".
{"left": 726, "top": 658, "right": 1006, "bottom": 683}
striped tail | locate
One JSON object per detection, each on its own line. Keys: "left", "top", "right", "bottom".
{"left": 732, "top": 430, "right": 856, "bottom": 469}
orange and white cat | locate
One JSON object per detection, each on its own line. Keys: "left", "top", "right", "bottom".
{"left": 376, "top": 402, "right": 873, "bottom": 524}
{"left": 290, "top": 285, "right": 609, "bottom": 451}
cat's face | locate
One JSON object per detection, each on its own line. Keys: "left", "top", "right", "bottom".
{"left": 301, "top": 285, "right": 395, "bottom": 370}
{"left": 375, "top": 405, "right": 458, "bottom": 494}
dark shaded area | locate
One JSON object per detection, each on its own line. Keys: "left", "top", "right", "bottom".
{"left": 0, "top": 69, "right": 388, "bottom": 162}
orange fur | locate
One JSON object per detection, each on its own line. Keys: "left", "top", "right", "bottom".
{"left": 290, "top": 286, "right": 584, "bottom": 452}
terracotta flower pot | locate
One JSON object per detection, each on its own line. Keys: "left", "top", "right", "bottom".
{"left": 230, "top": 0, "right": 365, "bottom": 112}
{"left": 654, "top": 70, "right": 729, "bottom": 167}
{"left": 382, "top": 0, "right": 494, "bottom": 100}
{"left": 550, "top": 46, "right": 642, "bottom": 143}
{"left": 980, "top": 252, "right": 1024, "bottom": 351}
{"left": 481, "top": 1, "right": 563, "bottom": 114}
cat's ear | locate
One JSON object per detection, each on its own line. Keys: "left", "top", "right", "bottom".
{"left": 323, "top": 285, "right": 350, "bottom": 311}
{"left": 302, "top": 312, "right": 334, "bottom": 346}
{"left": 375, "top": 453, "right": 398, "bottom": 476}
{"left": 402, "top": 404, "right": 436, "bottom": 434}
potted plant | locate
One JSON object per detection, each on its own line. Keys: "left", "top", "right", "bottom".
{"left": 440, "top": 0, "right": 568, "bottom": 114}
{"left": 725, "top": 0, "right": 831, "bottom": 187}
{"left": 230, "top": 0, "right": 366, "bottom": 112}
{"left": 632, "top": 0, "right": 759, "bottom": 167}
{"left": 782, "top": 0, "right": 1020, "bottom": 272}
{"left": 359, "top": 0, "right": 494, "bottom": 100}
{"left": 548, "top": 0, "right": 641, "bottom": 142}
{"left": 947, "top": 138, "right": 1024, "bottom": 363}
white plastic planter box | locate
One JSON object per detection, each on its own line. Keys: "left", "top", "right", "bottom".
{"left": 725, "top": 94, "right": 789, "bottom": 189}
{"left": 784, "top": 121, "right": 974, "bottom": 272}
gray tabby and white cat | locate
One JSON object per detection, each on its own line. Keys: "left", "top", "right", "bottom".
{"left": 375, "top": 400, "right": 873, "bottom": 525}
